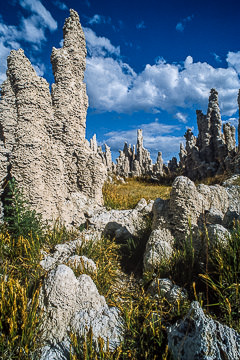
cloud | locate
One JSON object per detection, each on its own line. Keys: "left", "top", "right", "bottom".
{"left": 222, "top": 117, "right": 238, "bottom": 129}
{"left": 227, "top": 50, "right": 240, "bottom": 75}
{"left": 136, "top": 21, "right": 146, "bottom": 29}
{"left": 87, "top": 14, "right": 111, "bottom": 25}
{"left": 83, "top": 27, "right": 120, "bottom": 56}
{"left": 0, "top": 0, "right": 57, "bottom": 80}
{"left": 32, "top": 61, "right": 46, "bottom": 76}
{"left": 19, "top": 0, "right": 57, "bottom": 31}
{"left": 53, "top": 0, "right": 68, "bottom": 10}
{"left": 175, "top": 112, "right": 188, "bottom": 123}
{"left": 103, "top": 121, "right": 184, "bottom": 161}
{"left": 176, "top": 14, "right": 194, "bottom": 32}
{"left": 84, "top": 31, "right": 240, "bottom": 117}
{"left": 212, "top": 53, "right": 222, "bottom": 63}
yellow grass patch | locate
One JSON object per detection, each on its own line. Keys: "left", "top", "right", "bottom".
{"left": 103, "top": 178, "right": 171, "bottom": 209}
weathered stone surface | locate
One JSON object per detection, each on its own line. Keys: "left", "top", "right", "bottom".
{"left": 143, "top": 229, "right": 174, "bottom": 272}
{"left": 105, "top": 88, "right": 240, "bottom": 181}
{"left": 144, "top": 176, "right": 240, "bottom": 271}
{"left": 86, "top": 198, "right": 153, "bottom": 241}
{"left": 67, "top": 255, "right": 97, "bottom": 274}
{"left": 39, "top": 265, "right": 123, "bottom": 353}
{"left": 180, "top": 89, "right": 238, "bottom": 180}
{"left": 207, "top": 224, "right": 230, "bottom": 246}
{"left": 0, "top": 9, "right": 106, "bottom": 224}
{"left": 148, "top": 278, "right": 187, "bottom": 303}
{"left": 168, "top": 301, "right": 240, "bottom": 360}
{"left": 40, "top": 229, "right": 102, "bottom": 271}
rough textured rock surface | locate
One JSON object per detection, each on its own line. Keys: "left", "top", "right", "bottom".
{"left": 40, "top": 229, "right": 102, "bottom": 271}
{"left": 180, "top": 89, "right": 237, "bottom": 180}
{"left": 0, "top": 9, "right": 106, "bottom": 224}
{"left": 148, "top": 278, "right": 187, "bottom": 304}
{"left": 39, "top": 265, "right": 124, "bottom": 357}
{"left": 144, "top": 176, "right": 240, "bottom": 271}
{"left": 86, "top": 198, "right": 153, "bottom": 242}
{"left": 143, "top": 228, "right": 174, "bottom": 271}
{"left": 168, "top": 301, "right": 240, "bottom": 360}
{"left": 104, "top": 88, "right": 240, "bottom": 181}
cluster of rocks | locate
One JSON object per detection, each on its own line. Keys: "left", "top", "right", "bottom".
{"left": 0, "top": 9, "right": 106, "bottom": 225}
{"left": 38, "top": 174, "right": 240, "bottom": 359}
{"left": 180, "top": 88, "right": 240, "bottom": 180}
{"left": 1, "top": 8, "right": 240, "bottom": 360}
{"left": 143, "top": 175, "right": 240, "bottom": 272}
{"left": 96, "top": 88, "right": 240, "bottom": 181}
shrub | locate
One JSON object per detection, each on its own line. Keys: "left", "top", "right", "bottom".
{"left": 3, "top": 178, "right": 44, "bottom": 242}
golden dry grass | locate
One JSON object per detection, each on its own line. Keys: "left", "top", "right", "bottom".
{"left": 103, "top": 178, "right": 171, "bottom": 209}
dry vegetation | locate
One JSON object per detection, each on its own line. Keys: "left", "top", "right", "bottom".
{"left": 1, "top": 177, "right": 240, "bottom": 359}
{"left": 103, "top": 177, "right": 171, "bottom": 209}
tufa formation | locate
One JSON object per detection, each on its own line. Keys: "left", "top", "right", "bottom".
{"left": 0, "top": 10, "right": 106, "bottom": 224}
{"left": 99, "top": 88, "right": 240, "bottom": 180}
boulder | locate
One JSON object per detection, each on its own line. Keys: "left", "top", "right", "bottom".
{"left": 39, "top": 265, "right": 123, "bottom": 357}
{"left": 168, "top": 301, "right": 240, "bottom": 360}
{"left": 144, "top": 176, "right": 240, "bottom": 272}
{"left": 86, "top": 198, "right": 153, "bottom": 242}
{"left": 143, "top": 229, "right": 174, "bottom": 272}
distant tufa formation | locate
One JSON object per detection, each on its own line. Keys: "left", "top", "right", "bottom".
{"left": 179, "top": 88, "right": 239, "bottom": 179}
{"left": 0, "top": 10, "right": 106, "bottom": 224}
{"left": 96, "top": 88, "right": 240, "bottom": 180}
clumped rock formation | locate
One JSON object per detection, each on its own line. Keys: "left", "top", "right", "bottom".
{"left": 143, "top": 175, "right": 240, "bottom": 271}
{"left": 108, "top": 129, "right": 168, "bottom": 178}
{"left": 90, "top": 134, "right": 113, "bottom": 171}
{"left": 0, "top": 10, "right": 106, "bottom": 224}
{"left": 39, "top": 265, "right": 123, "bottom": 359}
{"left": 101, "top": 88, "right": 240, "bottom": 181}
{"left": 180, "top": 89, "right": 237, "bottom": 179}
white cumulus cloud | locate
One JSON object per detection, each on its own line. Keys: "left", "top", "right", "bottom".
{"left": 83, "top": 27, "right": 120, "bottom": 57}
{"left": 176, "top": 112, "right": 188, "bottom": 123}
{"left": 0, "top": 0, "right": 58, "bottom": 81}
{"left": 19, "top": 0, "right": 57, "bottom": 31}
{"left": 84, "top": 42, "right": 240, "bottom": 116}
{"left": 227, "top": 50, "right": 240, "bottom": 75}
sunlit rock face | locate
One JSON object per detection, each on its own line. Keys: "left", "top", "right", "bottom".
{"left": 0, "top": 10, "right": 106, "bottom": 224}
{"left": 0, "top": 9, "right": 106, "bottom": 224}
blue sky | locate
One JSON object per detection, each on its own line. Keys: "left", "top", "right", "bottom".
{"left": 0, "top": 0, "right": 240, "bottom": 162}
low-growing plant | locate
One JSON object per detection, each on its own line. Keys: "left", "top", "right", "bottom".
{"left": 70, "top": 329, "right": 122, "bottom": 360}
{"left": 0, "top": 274, "right": 41, "bottom": 360}
{"left": 76, "top": 237, "right": 121, "bottom": 300}
{"left": 199, "top": 222, "right": 240, "bottom": 330}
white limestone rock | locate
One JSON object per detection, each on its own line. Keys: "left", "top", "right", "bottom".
{"left": 0, "top": 9, "right": 106, "bottom": 225}
{"left": 87, "top": 198, "right": 153, "bottom": 241}
{"left": 39, "top": 265, "right": 124, "bottom": 356}
{"left": 67, "top": 255, "right": 97, "bottom": 274}
{"left": 143, "top": 228, "right": 174, "bottom": 272}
